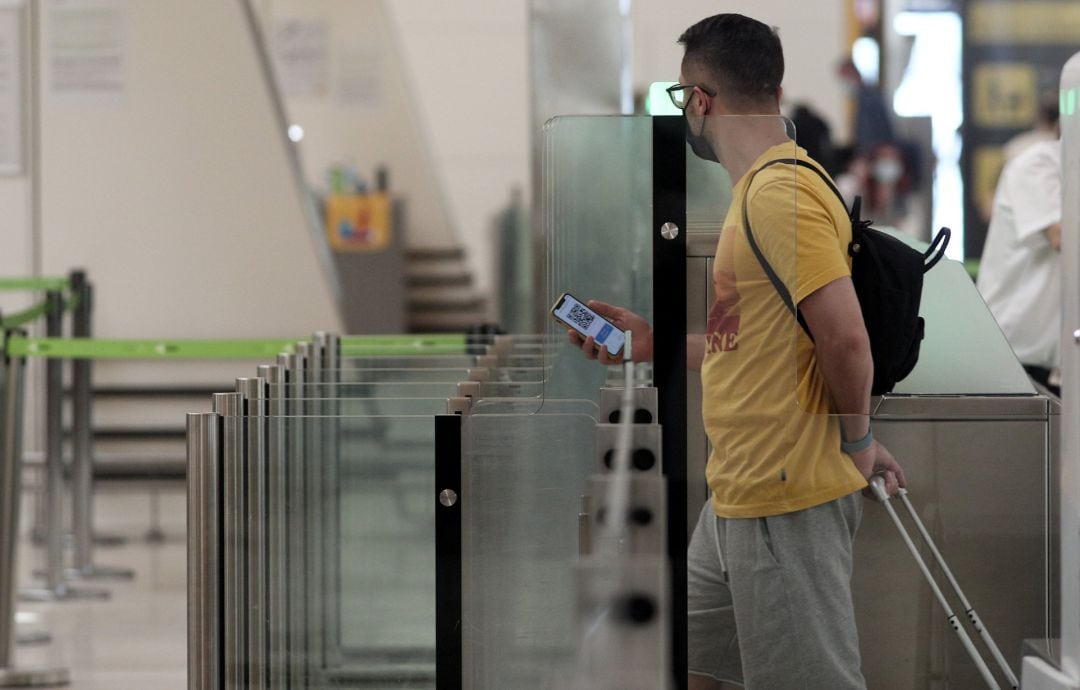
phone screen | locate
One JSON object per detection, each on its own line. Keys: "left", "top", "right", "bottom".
{"left": 552, "top": 294, "right": 626, "bottom": 356}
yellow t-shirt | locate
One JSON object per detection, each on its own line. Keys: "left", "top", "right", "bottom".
{"left": 701, "top": 143, "right": 867, "bottom": 518}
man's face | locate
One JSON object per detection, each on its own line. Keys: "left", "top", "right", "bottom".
{"left": 680, "top": 64, "right": 721, "bottom": 163}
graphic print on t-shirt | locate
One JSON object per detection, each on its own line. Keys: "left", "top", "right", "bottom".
{"left": 706, "top": 227, "right": 740, "bottom": 353}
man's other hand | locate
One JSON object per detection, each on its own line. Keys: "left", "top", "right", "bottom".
{"left": 850, "top": 440, "right": 907, "bottom": 499}
{"left": 567, "top": 300, "right": 653, "bottom": 364}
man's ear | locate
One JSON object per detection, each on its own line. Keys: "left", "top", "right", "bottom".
{"left": 695, "top": 87, "right": 715, "bottom": 117}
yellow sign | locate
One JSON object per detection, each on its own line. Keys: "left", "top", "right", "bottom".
{"left": 973, "top": 146, "right": 1005, "bottom": 224}
{"left": 969, "top": 2, "right": 1080, "bottom": 45}
{"left": 325, "top": 193, "right": 392, "bottom": 252}
{"left": 973, "top": 63, "right": 1037, "bottom": 128}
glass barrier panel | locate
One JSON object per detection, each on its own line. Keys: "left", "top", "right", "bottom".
{"left": 267, "top": 412, "right": 440, "bottom": 688}
{"left": 461, "top": 411, "right": 599, "bottom": 688}
{"left": 307, "top": 368, "right": 550, "bottom": 384}
{"left": 471, "top": 398, "right": 599, "bottom": 417}
{"left": 338, "top": 354, "right": 548, "bottom": 369}
{"left": 273, "top": 382, "right": 457, "bottom": 400}
{"left": 542, "top": 115, "right": 653, "bottom": 405}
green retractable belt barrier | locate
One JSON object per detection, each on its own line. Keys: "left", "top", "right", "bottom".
{"left": 5, "top": 337, "right": 297, "bottom": 359}
{"left": 340, "top": 333, "right": 469, "bottom": 357}
{"left": 0, "top": 293, "right": 80, "bottom": 329}
{"left": 3, "top": 334, "right": 472, "bottom": 359}
{"left": 0, "top": 277, "right": 70, "bottom": 292}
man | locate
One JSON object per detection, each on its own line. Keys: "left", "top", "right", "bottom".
{"left": 570, "top": 14, "right": 905, "bottom": 689}
{"left": 976, "top": 137, "right": 1062, "bottom": 396}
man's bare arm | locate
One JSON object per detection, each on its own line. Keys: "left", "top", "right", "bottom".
{"left": 1046, "top": 223, "right": 1062, "bottom": 251}
{"left": 799, "top": 276, "right": 906, "bottom": 494}
{"left": 688, "top": 334, "right": 705, "bottom": 371}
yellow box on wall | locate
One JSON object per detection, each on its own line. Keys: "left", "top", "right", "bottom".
{"left": 972, "top": 63, "right": 1037, "bottom": 128}
{"left": 325, "top": 193, "right": 392, "bottom": 252}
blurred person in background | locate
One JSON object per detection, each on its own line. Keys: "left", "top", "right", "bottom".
{"left": 789, "top": 103, "right": 837, "bottom": 175}
{"left": 976, "top": 136, "right": 1062, "bottom": 396}
{"left": 838, "top": 58, "right": 895, "bottom": 155}
{"left": 1003, "top": 93, "right": 1060, "bottom": 164}
{"left": 835, "top": 59, "right": 926, "bottom": 233}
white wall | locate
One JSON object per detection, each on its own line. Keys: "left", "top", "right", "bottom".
{"left": 37, "top": 0, "right": 341, "bottom": 351}
{"left": 385, "top": 0, "right": 531, "bottom": 291}
{"left": 265, "top": 0, "right": 459, "bottom": 254}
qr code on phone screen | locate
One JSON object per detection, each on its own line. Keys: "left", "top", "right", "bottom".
{"left": 567, "top": 304, "right": 595, "bottom": 330}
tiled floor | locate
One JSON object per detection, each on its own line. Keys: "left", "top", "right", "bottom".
{"left": 9, "top": 488, "right": 187, "bottom": 689}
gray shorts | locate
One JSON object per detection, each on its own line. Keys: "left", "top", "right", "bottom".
{"left": 687, "top": 492, "right": 866, "bottom": 689}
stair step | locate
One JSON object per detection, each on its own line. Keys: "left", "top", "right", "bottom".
{"left": 65, "top": 385, "right": 225, "bottom": 398}
{"left": 407, "top": 309, "right": 491, "bottom": 333}
{"left": 405, "top": 272, "right": 473, "bottom": 289}
{"left": 67, "top": 427, "right": 188, "bottom": 441}
{"left": 406, "top": 246, "right": 466, "bottom": 262}
{"left": 407, "top": 296, "right": 487, "bottom": 312}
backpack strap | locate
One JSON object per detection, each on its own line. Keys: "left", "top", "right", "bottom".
{"left": 741, "top": 158, "right": 846, "bottom": 340}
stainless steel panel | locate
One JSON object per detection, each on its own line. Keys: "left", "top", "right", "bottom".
{"left": 875, "top": 394, "right": 1050, "bottom": 420}
{"left": 856, "top": 418, "right": 1049, "bottom": 688}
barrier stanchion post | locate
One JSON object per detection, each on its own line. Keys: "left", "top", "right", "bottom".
{"left": 238, "top": 377, "right": 267, "bottom": 690}
{"left": 68, "top": 274, "right": 133, "bottom": 581}
{"left": 314, "top": 333, "right": 342, "bottom": 669}
{"left": 187, "top": 411, "right": 221, "bottom": 690}
{"left": 21, "top": 291, "right": 108, "bottom": 602}
{"left": 0, "top": 350, "right": 69, "bottom": 686}
{"left": 278, "top": 352, "right": 307, "bottom": 690}
{"left": 215, "top": 391, "right": 245, "bottom": 690}
{"left": 297, "top": 341, "right": 323, "bottom": 682}
{"left": 259, "top": 364, "right": 286, "bottom": 690}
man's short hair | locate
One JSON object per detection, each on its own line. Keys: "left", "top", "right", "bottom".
{"left": 678, "top": 14, "right": 784, "bottom": 110}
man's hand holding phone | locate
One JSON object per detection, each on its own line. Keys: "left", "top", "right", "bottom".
{"left": 564, "top": 299, "right": 653, "bottom": 364}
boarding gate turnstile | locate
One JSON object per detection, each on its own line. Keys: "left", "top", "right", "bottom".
{"left": 183, "top": 113, "right": 1057, "bottom": 690}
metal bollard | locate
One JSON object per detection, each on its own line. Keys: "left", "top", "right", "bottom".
{"left": 187, "top": 412, "right": 221, "bottom": 690}
{"left": 215, "top": 392, "right": 245, "bottom": 690}
{"left": 68, "top": 275, "right": 133, "bottom": 581}
{"left": 278, "top": 351, "right": 307, "bottom": 689}
{"left": 237, "top": 377, "right": 267, "bottom": 690}
{"left": 314, "top": 333, "right": 342, "bottom": 669}
{"left": 297, "top": 341, "right": 323, "bottom": 681}
{"left": 21, "top": 291, "right": 108, "bottom": 603}
{"left": 259, "top": 364, "right": 287, "bottom": 690}
{"left": 0, "top": 353, "right": 69, "bottom": 686}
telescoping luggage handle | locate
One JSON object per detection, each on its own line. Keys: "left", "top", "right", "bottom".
{"left": 869, "top": 476, "right": 1019, "bottom": 690}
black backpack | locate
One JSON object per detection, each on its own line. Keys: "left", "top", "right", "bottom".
{"left": 742, "top": 158, "right": 950, "bottom": 395}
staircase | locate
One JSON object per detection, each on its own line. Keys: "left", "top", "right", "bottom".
{"left": 405, "top": 246, "right": 492, "bottom": 333}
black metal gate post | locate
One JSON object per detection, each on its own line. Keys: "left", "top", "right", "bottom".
{"left": 434, "top": 413, "right": 463, "bottom": 690}
{"left": 652, "top": 115, "right": 688, "bottom": 690}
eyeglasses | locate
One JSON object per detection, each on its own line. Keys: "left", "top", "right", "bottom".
{"left": 666, "top": 83, "right": 715, "bottom": 110}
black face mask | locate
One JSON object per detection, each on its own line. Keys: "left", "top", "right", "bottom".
{"left": 684, "top": 111, "right": 718, "bottom": 163}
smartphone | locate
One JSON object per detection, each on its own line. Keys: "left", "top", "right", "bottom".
{"left": 550, "top": 292, "right": 626, "bottom": 357}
